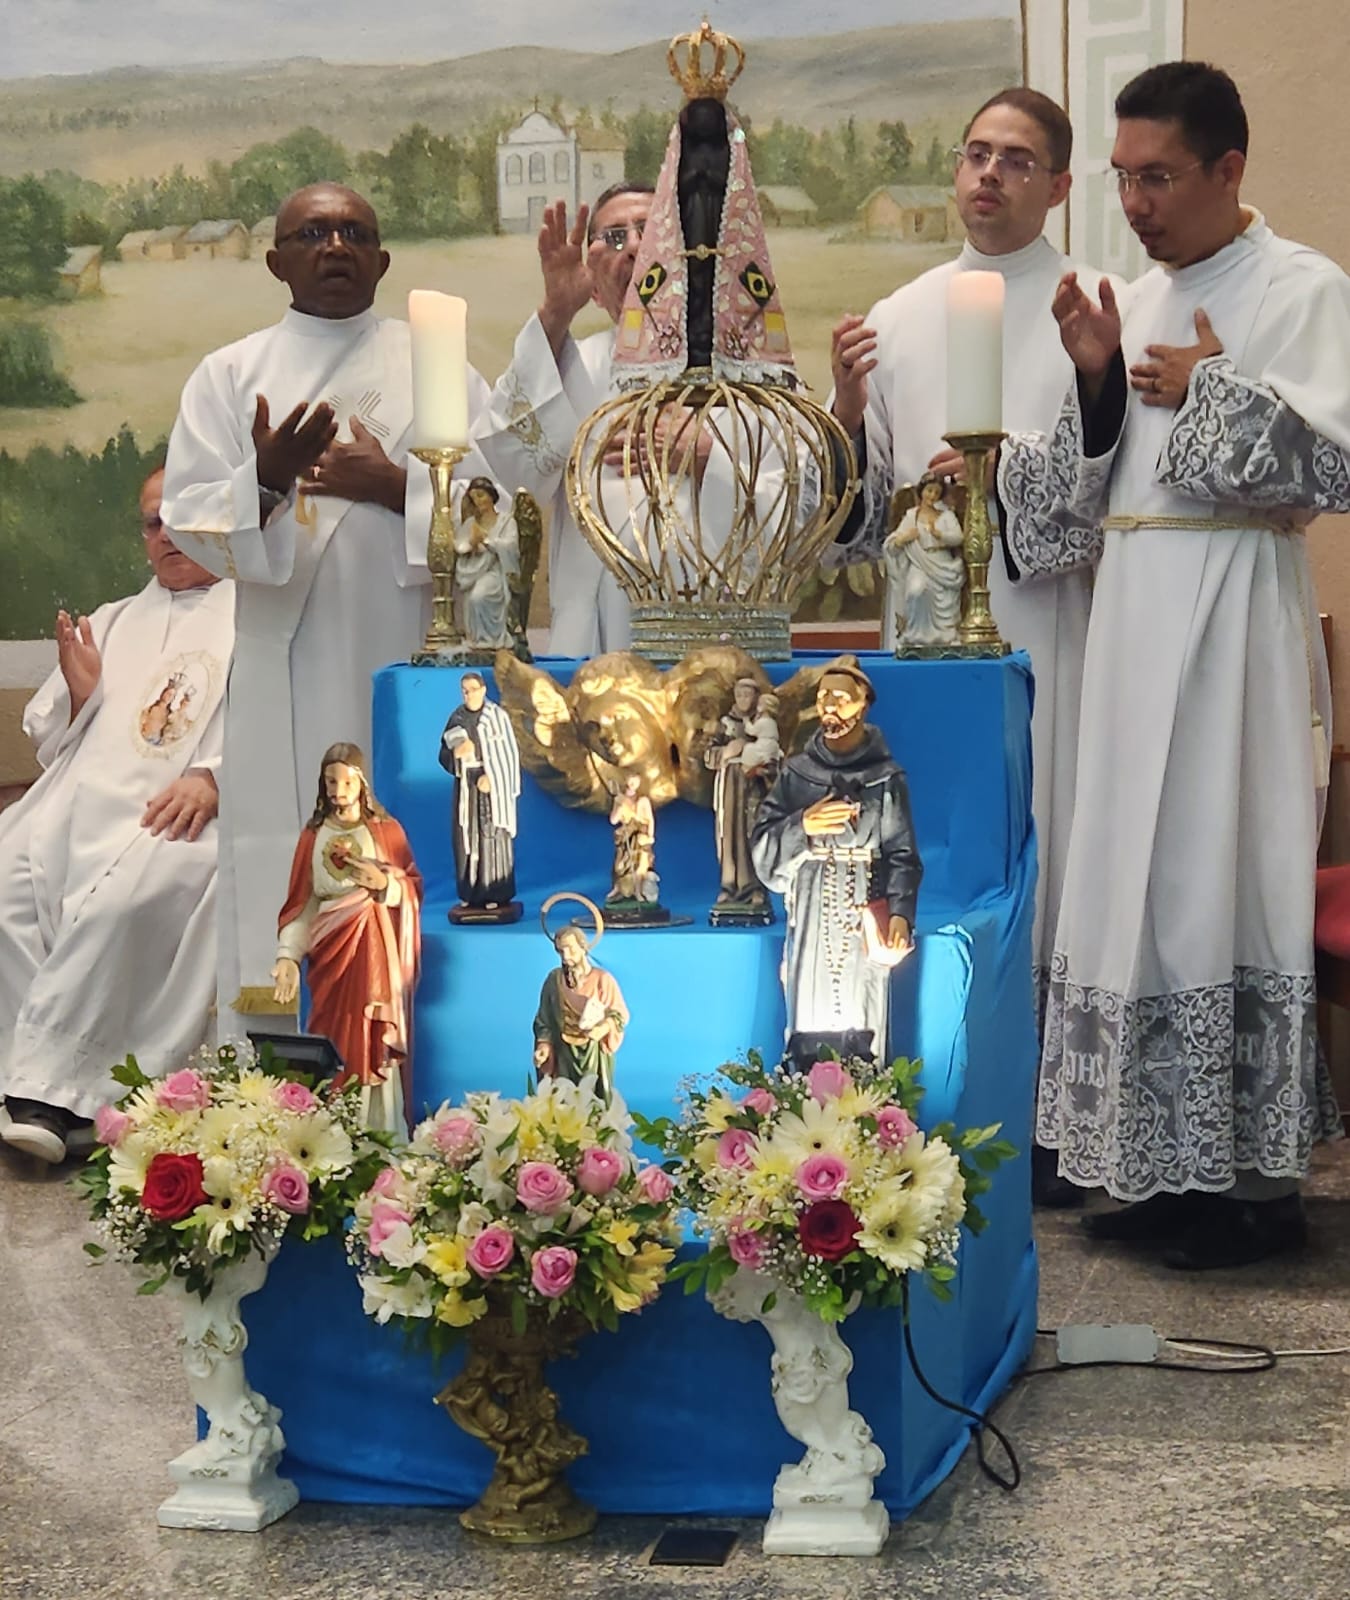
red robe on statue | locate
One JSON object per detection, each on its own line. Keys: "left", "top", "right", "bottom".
{"left": 278, "top": 816, "right": 422, "bottom": 1128}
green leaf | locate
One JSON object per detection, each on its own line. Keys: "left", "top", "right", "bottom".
{"left": 137, "top": 1271, "right": 170, "bottom": 1296}
{"left": 82, "top": 1241, "right": 106, "bottom": 1259}
{"left": 110, "top": 1055, "right": 150, "bottom": 1091}
{"left": 510, "top": 1293, "right": 527, "bottom": 1336}
{"left": 926, "top": 1276, "right": 954, "bottom": 1304}
{"left": 760, "top": 1291, "right": 777, "bottom": 1315}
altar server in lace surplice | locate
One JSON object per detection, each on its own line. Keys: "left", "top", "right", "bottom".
{"left": 996, "top": 63, "right": 1348, "bottom": 1268}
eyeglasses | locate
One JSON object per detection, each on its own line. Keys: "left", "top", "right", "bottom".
{"left": 274, "top": 221, "right": 380, "bottom": 248}
{"left": 1107, "top": 161, "right": 1206, "bottom": 196}
{"left": 597, "top": 220, "right": 646, "bottom": 251}
{"left": 952, "top": 142, "right": 1054, "bottom": 181}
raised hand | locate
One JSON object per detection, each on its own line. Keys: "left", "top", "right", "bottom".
{"left": 55, "top": 609, "right": 101, "bottom": 719}
{"left": 538, "top": 200, "right": 597, "bottom": 354}
{"left": 1129, "top": 308, "right": 1223, "bottom": 410}
{"left": 141, "top": 768, "right": 219, "bottom": 841}
{"left": 803, "top": 795, "right": 859, "bottom": 837}
{"left": 830, "top": 314, "right": 879, "bottom": 439}
{"left": 298, "top": 416, "right": 406, "bottom": 512}
{"left": 1051, "top": 273, "right": 1122, "bottom": 381}
{"left": 252, "top": 392, "right": 338, "bottom": 494}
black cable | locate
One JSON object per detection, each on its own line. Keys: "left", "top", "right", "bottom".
{"left": 900, "top": 1282, "right": 1021, "bottom": 1492}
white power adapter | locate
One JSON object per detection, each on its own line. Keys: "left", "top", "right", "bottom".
{"left": 1055, "top": 1323, "right": 1161, "bottom": 1365}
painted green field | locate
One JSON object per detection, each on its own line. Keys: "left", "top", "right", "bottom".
{"left": 2, "top": 229, "right": 955, "bottom": 454}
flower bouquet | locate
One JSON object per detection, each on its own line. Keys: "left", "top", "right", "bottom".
{"left": 75, "top": 1041, "right": 390, "bottom": 1532}
{"left": 637, "top": 1050, "right": 1014, "bottom": 1556}
{"left": 348, "top": 1074, "right": 680, "bottom": 1543}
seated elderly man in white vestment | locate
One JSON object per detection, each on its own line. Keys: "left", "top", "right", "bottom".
{"left": 829, "top": 87, "right": 1111, "bottom": 1210}
{"left": 0, "top": 469, "right": 234, "bottom": 1164}
{"left": 997, "top": 62, "right": 1347, "bottom": 1270}
{"left": 161, "top": 183, "right": 490, "bottom": 1039}
{"left": 473, "top": 183, "right": 785, "bottom": 658}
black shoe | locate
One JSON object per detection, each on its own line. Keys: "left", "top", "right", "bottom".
{"left": 0, "top": 1097, "right": 73, "bottom": 1164}
{"left": 1032, "top": 1144, "right": 1085, "bottom": 1209}
{"left": 1162, "top": 1195, "right": 1307, "bottom": 1271}
{"left": 1082, "top": 1190, "right": 1200, "bottom": 1242}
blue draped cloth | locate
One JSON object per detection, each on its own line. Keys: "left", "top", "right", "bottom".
{"left": 240, "top": 651, "right": 1040, "bottom": 1515}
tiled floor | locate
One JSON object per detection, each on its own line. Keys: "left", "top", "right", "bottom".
{"left": 2, "top": 1143, "right": 1346, "bottom": 1600}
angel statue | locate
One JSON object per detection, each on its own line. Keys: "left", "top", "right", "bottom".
{"left": 454, "top": 477, "right": 520, "bottom": 651}
{"left": 884, "top": 471, "right": 966, "bottom": 651}
{"left": 712, "top": 1266, "right": 889, "bottom": 1554}
{"left": 532, "top": 895, "right": 629, "bottom": 1101}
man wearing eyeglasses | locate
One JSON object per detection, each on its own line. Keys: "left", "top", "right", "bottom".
{"left": 474, "top": 181, "right": 758, "bottom": 658}
{"left": 0, "top": 469, "right": 233, "bottom": 1164}
{"left": 829, "top": 89, "right": 1109, "bottom": 1206}
{"left": 472, "top": 182, "right": 653, "bottom": 656}
{"left": 160, "top": 182, "right": 490, "bottom": 1041}
{"left": 998, "top": 62, "right": 1349, "bottom": 1267}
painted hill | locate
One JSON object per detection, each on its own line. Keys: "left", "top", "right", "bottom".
{"left": 0, "top": 19, "right": 1020, "bottom": 181}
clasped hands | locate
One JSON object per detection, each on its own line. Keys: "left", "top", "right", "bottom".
{"left": 252, "top": 394, "right": 406, "bottom": 514}
{"left": 1052, "top": 273, "right": 1223, "bottom": 408}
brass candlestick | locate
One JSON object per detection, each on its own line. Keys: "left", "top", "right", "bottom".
{"left": 943, "top": 429, "right": 1010, "bottom": 656}
{"left": 411, "top": 443, "right": 468, "bottom": 662}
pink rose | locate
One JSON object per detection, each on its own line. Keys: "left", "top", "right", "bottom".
{"left": 516, "top": 1161, "right": 573, "bottom": 1214}
{"left": 727, "top": 1226, "right": 767, "bottom": 1269}
{"left": 577, "top": 1146, "right": 623, "bottom": 1196}
{"left": 741, "top": 1087, "right": 776, "bottom": 1117}
{"left": 795, "top": 1152, "right": 849, "bottom": 1201}
{"left": 531, "top": 1245, "right": 578, "bottom": 1298}
{"left": 93, "top": 1105, "right": 131, "bottom": 1147}
{"left": 262, "top": 1163, "right": 311, "bottom": 1214}
{"left": 717, "top": 1129, "right": 757, "bottom": 1169}
{"left": 807, "top": 1060, "right": 852, "bottom": 1103}
{"left": 369, "top": 1166, "right": 402, "bottom": 1198}
{"left": 636, "top": 1165, "right": 675, "bottom": 1205}
{"left": 157, "top": 1069, "right": 211, "bottom": 1112}
{"left": 467, "top": 1225, "right": 516, "bottom": 1279}
{"left": 433, "top": 1113, "right": 482, "bottom": 1161}
{"left": 876, "top": 1105, "right": 917, "bottom": 1150}
{"left": 274, "top": 1080, "right": 317, "bottom": 1114}
{"left": 367, "top": 1200, "right": 414, "bottom": 1256}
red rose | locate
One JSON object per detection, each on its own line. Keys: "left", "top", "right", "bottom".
{"left": 141, "top": 1152, "right": 208, "bottom": 1222}
{"left": 798, "top": 1200, "right": 861, "bottom": 1262}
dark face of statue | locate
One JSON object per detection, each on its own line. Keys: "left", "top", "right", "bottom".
{"left": 817, "top": 672, "right": 868, "bottom": 741}
{"left": 556, "top": 928, "right": 589, "bottom": 980}
{"left": 461, "top": 676, "right": 488, "bottom": 712}
{"left": 267, "top": 184, "right": 390, "bottom": 319}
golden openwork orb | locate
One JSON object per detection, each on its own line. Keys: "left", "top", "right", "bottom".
{"left": 565, "top": 376, "right": 858, "bottom": 662}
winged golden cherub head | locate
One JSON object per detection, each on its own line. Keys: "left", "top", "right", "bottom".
{"left": 496, "top": 645, "right": 833, "bottom": 812}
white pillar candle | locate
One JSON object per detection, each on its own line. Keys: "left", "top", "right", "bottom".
{"left": 408, "top": 290, "right": 469, "bottom": 448}
{"left": 946, "top": 272, "right": 1004, "bottom": 433}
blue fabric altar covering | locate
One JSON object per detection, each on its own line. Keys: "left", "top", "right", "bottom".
{"left": 242, "top": 652, "right": 1040, "bottom": 1516}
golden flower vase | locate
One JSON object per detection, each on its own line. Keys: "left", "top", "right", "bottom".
{"left": 436, "top": 1302, "right": 596, "bottom": 1543}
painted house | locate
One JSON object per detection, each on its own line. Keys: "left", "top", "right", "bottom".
{"left": 758, "top": 185, "right": 818, "bottom": 227}
{"left": 57, "top": 244, "right": 102, "bottom": 297}
{"left": 857, "top": 185, "right": 953, "bottom": 242}
{"left": 497, "top": 110, "right": 626, "bottom": 233}
{"left": 116, "top": 225, "right": 187, "bottom": 261}
{"left": 182, "top": 219, "right": 249, "bottom": 259}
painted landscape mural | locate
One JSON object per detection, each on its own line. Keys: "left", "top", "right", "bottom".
{"left": 0, "top": 0, "right": 1022, "bottom": 636}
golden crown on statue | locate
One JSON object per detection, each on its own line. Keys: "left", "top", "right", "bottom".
{"left": 666, "top": 18, "right": 745, "bottom": 102}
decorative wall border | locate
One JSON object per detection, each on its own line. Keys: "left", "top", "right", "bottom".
{"left": 1022, "top": 0, "right": 1186, "bottom": 275}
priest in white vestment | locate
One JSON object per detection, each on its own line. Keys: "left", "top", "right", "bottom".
{"left": 0, "top": 470, "right": 233, "bottom": 1164}
{"left": 996, "top": 63, "right": 1346, "bottom": 1269}
{"left": 160, "top": 184, "right": 490, "bottom": 1041}
{"left": 829, "top": 90, "right": 1107, "bottom": 1030}
{"left": 472, "top": 185, "right": 781, "bottom": 658}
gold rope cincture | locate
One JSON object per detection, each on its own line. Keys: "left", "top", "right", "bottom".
{"left": 1104, "top": 512, "right": 1325, "bottom": 778}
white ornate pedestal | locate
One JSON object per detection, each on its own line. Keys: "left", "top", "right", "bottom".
{"left": 712, "top": 1269, "right": 889, "bottom": 1556}
{"left": 157, "top": 1249, "right": 299, "bottom": 1532}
